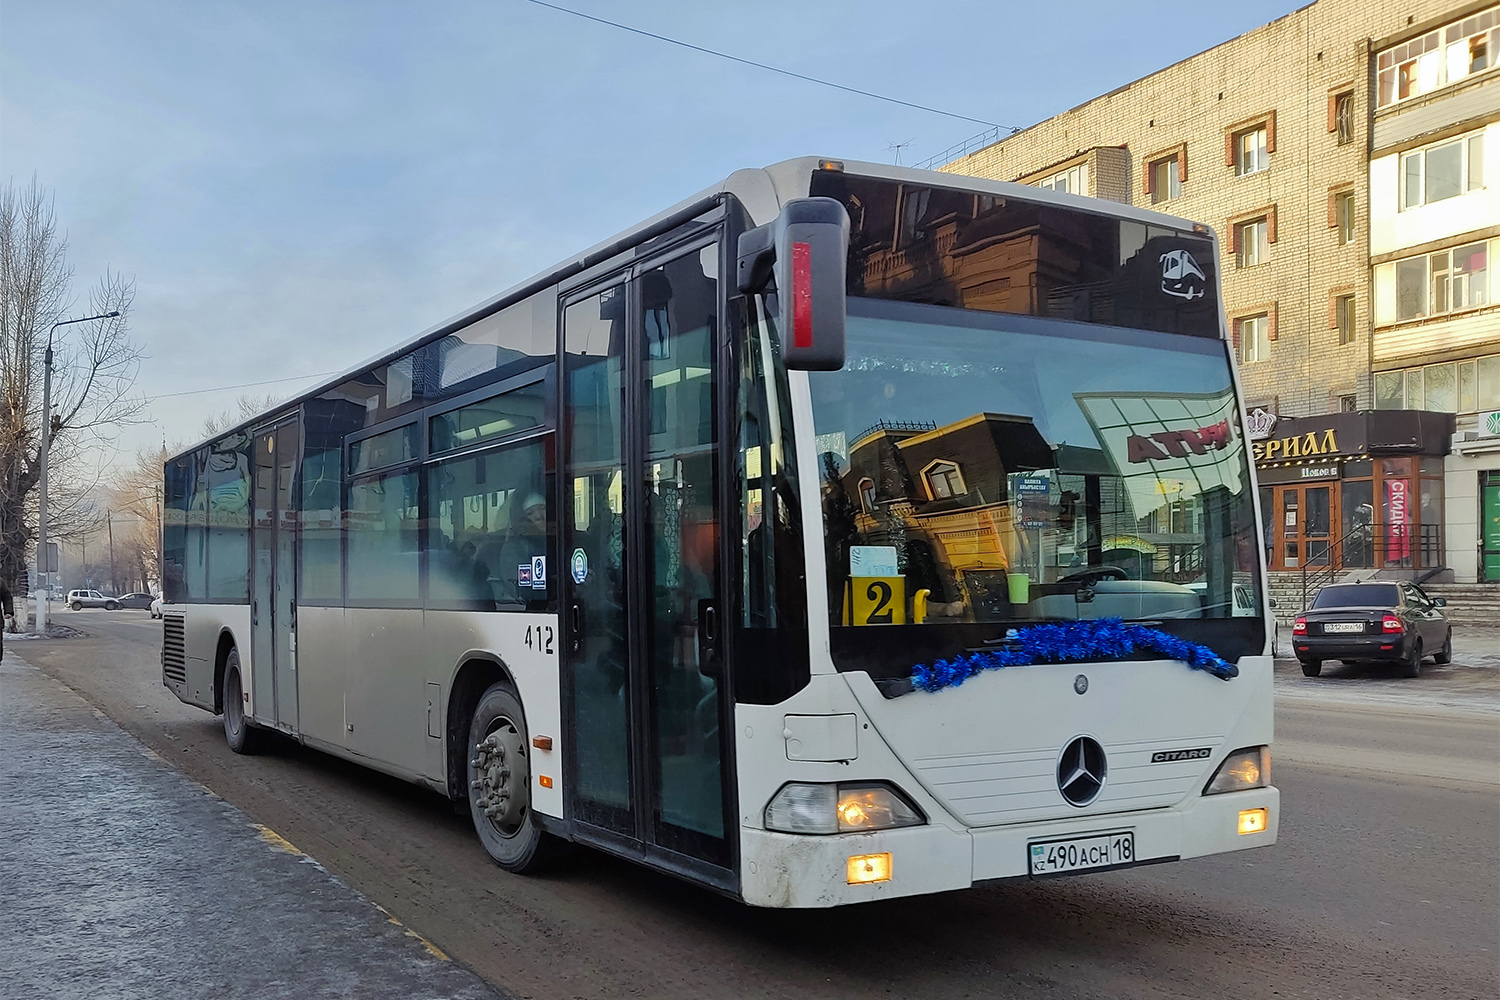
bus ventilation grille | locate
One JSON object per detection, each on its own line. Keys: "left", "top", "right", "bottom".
{"left": 162, "top": 615, "right": 187, "bottom": 684}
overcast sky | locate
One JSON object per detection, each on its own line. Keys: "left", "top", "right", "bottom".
{"left": 2, "top": 0, "right": 1297, "bottom": 463}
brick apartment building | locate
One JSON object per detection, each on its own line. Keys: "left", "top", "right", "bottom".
{"left": 941, "top": 0, "right": 1500, "bottom": 587}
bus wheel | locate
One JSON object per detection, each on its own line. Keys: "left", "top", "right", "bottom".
{"left": 468, "top": 682, "right": 548, "bottom": 872}
{"left": 222, "top": 649, "right": 264, "bottom": 754}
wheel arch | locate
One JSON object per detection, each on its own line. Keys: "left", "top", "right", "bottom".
{"left": 445, "top": 653, "right": 519, "bottom": 803}
{"left": 212, "top": 628, "right": 239, "bottom": 716}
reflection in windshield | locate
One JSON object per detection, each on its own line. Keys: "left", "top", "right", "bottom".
{"left": 811, "top": 300, "right": 1261, "bottom": 629}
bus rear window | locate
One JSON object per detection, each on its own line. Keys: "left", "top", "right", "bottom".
{"left": 809, "top": 172, "right": 1219, "bottom": 338}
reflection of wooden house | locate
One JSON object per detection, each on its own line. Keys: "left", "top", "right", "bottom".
{"left": 844, "top": 413, "right": 1054, "bottom": 584}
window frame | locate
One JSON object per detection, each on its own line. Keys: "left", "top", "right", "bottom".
{"left": 1334, "top": 293, "right": 1357, "bottom": 345}
{"left": 1334, "top": 92, "right": 1355, "bottom": 145}
{"left": 1236, "top": 218, "right": 1270, "bottom": 268}
{"left": 1379, "top": 239, "right": 1492, "bottom": 323}
{"left": 1236, "top": 312, "right": 1272, "bottom": 363}
{"left": 1235, "top": 127, "right": 1269, "bottom": 177}
{"left": 1399, "top": 130, "right": 1486, "bottom": 210}
{"left": 1377, "top": 7, "right": 1500, "bottom": 109}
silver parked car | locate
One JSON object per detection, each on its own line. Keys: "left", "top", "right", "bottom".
{"left": 66, "top": 589, "right": 119, "bottom": 611}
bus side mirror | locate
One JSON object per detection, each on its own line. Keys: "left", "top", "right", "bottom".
{"left": 737, "top": 197, "right": 849, "bottom": 371}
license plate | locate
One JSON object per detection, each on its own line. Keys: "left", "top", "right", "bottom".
{"left": 1323, "top": 622, "right": 1364, "bottom": 633}
{"left": 1029, "top": 831, "right": 1134, "bottom": 876}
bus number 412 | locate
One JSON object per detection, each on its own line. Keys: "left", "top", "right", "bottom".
{"left": 525, "top": 624, "right": 555, "bottom": 655}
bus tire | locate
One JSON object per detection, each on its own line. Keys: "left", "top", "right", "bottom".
{"left": 222, "top": 649, "right": 264, "bottom": 754}
{"left": 467, "top": 681, "right": 550, "bottom": 873}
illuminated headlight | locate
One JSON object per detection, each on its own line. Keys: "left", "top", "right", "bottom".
{"left": 1203, "top": 746, "right": 1270, "bottom": 795}
{"left": 764, "top": 782, "right": 925, "bottom": 835}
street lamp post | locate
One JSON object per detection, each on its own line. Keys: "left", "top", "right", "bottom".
{"left": 35, "top": 310, "right": 119, "bottom": 635}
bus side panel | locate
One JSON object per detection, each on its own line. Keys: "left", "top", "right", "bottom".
{"left": 296, "top": 605, "right": 346, "bottom": 749}
{"left": 344, "top": 607, "right": 428, "bottom": 776}
{"left": 424, "top": 611, "right": 563, "bottom": 819}
{"left": 180, "top": 604, "right": 250, "bottom": 713}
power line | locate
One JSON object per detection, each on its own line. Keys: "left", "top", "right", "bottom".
{"left": 150, "top": 371, "right": 341, "bottom": 401}
{"left": 520, "top": 0, "right": 1013, "bottom": 130}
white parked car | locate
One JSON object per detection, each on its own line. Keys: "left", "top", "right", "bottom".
{"left": 150, "top": 596, "right": 164, "bottom": 619}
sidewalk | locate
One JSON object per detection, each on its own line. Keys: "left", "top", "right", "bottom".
{"left": 0, "top": 650, "right": 506, "bottom": 1000}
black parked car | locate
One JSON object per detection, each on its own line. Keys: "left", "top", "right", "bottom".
{"left": 1292, "top": 581, "right": 1452, "bottom": 678}
{"left": 117, "top": 593, "right": 156, "bottom": 610}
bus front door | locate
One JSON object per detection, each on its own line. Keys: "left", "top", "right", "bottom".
{"left": 251, "top": 418, "right": 300, "bottom": 733}
{"left": 562, "top": 236, "right": 733, "bottom": 881}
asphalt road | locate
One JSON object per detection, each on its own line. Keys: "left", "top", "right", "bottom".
{"left": 10, "top": 612, "right": 1499, "bottom": 1000}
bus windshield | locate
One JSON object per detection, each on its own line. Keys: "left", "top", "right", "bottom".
{"left": 810, "top": 297, "right": 1261, "bottom": 645}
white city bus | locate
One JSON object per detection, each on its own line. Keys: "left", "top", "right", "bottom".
{"left": 161, "top": 158, "right": 1277, "bottom": 907}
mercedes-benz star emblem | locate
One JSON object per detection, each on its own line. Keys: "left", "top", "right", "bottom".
{"left": 1073, "top": 674, "right": 1089, "bottom": 695}
{"left": 1057, "top": 736, "right": 1107, "bottom": 806}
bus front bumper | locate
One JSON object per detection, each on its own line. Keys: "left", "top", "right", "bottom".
{"left": 738, "top": 786, "right": 1279, "bottom": 908}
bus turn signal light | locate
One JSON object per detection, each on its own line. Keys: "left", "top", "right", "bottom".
{"left": 1238, "top": 808, "right": 1268, "bottom": 835}
{"left": 846, "top": 853, "right": 892, "bottom": 884}
{"left": 538, "top": 775, "right": 553, "bottom": 788}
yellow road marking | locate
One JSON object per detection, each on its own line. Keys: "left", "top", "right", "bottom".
{"left": 253, "top": 824, "right": 305, "bottom": 856}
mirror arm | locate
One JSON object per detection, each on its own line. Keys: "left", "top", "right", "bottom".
{"left": 736, "top": 223, "right": 776, "bottom": 294}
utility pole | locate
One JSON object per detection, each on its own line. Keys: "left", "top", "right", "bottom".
{"left": 107, "top": 512, "right": 116, "bottom": 594}
{"left": 35, "top": 310, "right": 119, "bottom": 634}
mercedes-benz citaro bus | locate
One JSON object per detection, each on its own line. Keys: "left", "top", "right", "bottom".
{"left": 161, "top": 158, "right": 1277, "bottom": 908}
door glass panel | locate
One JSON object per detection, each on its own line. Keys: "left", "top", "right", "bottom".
{"left": 640, "top": 248, "right": 727, "bottom": 862}
{"left": 274, "top": 420, "right": 299, "bottom": 730}
{"left": 1342, "top": 480, "right": 1375, "bottom": 567}
{"left": 1305, "top": 487, "right": 1331, "bottom": 566}
{"left": 251, "top": 432, "right": 275, "bottom": 718}
{"left": 564, "top": 287, "right": 633, "bottom": 833}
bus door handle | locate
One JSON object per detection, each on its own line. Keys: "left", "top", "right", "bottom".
{"left": 568, "top": 601, "right": 584, "bottom": 656}
{"left": 697, "top": 599, "right": 720, "bottom": 678}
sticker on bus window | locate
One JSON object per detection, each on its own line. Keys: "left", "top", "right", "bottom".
{"left": 849, "top": 545, "right": 898, "bottom": 577}
{"left": 571, "top": 548, "right": 588, "bottom": 584}
{"left": 518, "top": 564, "right": 532, "bottom": 586}
{"left": 531, "top": 555, "right": 547, "bottom": 589}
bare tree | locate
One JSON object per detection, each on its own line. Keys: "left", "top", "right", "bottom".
{"left": 202, "top": 391, "right": 284, "bottom": 436}
{"left": 107, "top": 444, "right": 170, "bottom": 592}
{"left": 0, "top": 178, "right": 145, "bottom": 592}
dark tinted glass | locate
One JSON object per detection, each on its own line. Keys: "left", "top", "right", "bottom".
{"left": 206, "top": 432, "right": 252, "bottom": 602}
{"left": 1313, "top": 584, "right": 1400, "bottom": 608}
{"left": 430, "top": 382, "right": 544, "bottom": 455}
{"left": 350, "top": 424, "right": 418, "bottom": 475}
{"left": 810, "top": 172, "right": 1219, "bottom": 337}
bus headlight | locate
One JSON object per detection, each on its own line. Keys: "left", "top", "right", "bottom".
{"left": 1203, "top": 747, "right": 1270, "bottom": 794}
{"left": 764, "top": 782, "right": 925, "bottom": 835}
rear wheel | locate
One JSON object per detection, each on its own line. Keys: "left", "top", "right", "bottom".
{"left": 71, "top": 601, "right": 82, "bottom": 611}
{"left": 222, "top": 649, "right": 264, "bottom": 754}
{"left": 1300, "top": 659, "right": 1323, "bottom": 678}
{"left": 1433, "top": 630, "right": 1453, "bottom": 665}
{"left": 1402, "top": 640, "right": 1423, "bottom": 678}
{"left": 467, "top": 682, "right": 552, "bottom": 873}
{"left": 104, "top": 601, "right": 119, "bottom": 611}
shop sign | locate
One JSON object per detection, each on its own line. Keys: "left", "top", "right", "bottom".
{"left": 1252, "top": 428, "right": 1340, "bottom": 463}
{"left": 1387, "top": 478, "right": 1410, "bottom": 561}
{"left": 1298, "top": 463, "right": 1338, "bottom": 479}
{"left": 1480, "top": 410, "right": 1500, "bottom": 438}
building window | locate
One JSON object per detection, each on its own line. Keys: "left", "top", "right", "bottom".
{"left": 1400, "top": 131, "right": 1485, "bottom": 210}
{"left": 1148, "top": 155, "right": 1182, "bottom": 203}
{"left": 1238, "top": 314, "right": 1271, "bottom": 363}
{"left": 1377, "top": 7, "right": 1500, "bottom": 108}
{"left": 1237, "top": 218, "right": 1269, "bottom": 267}
{"left": 1037, "top": 163, "right": 1088, "bottom": 195}
{"left": 858, "top": 477, "right": 876, "bottom": 514}
{"left": 1235, "top": 127, "right": 1269, "bottom": 176}
{"left": 1333, "top": 92, "right": 1355, "bottom": 145}
{"left": 1333, "top": 190, "right": 1356, "bottom": 244}
{"left": 1379, "top": 241, "right": 1491, "bottom": 322}
{"left": 1335, "top": 294, "right": 1357, "bottom": 344}
{"left": 1338, "top": 394, "right": 1358, "bottom": 412}
{"left": 922, "top": 460, "right": 965, "bottom": 500}
{"left": 1374, "top": 354, "right": 1500, "bottom": 413}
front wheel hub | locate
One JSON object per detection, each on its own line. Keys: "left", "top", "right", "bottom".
{"left": 474, "top": 721, "right": 528, "bottom": 832}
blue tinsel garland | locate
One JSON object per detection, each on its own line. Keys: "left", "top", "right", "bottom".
{"left": 910, "top": 618, "right": 1238, "bottom": 693}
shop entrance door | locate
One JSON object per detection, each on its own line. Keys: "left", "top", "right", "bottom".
{"left": 1482, "top": 472, "right": 1500, "bottom": 582}
{"left": 1273, "top": 484, "right": 1334, "bottom": 570}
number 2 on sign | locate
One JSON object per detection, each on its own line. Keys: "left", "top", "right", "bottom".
{"left": 851, "top": 576, "right": 906, "bottom": 625}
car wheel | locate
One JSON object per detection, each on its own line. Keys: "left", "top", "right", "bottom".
{"left": 71, "top": 601, "right": 82, "bottom": 611}
{"left": 105, "top": 601, "right": 119, "bottom": 611}
{"left": 1299, "top": 659, "right": 1322, "bottom": 677}
{"left": 1433, "top": 629, "right": 1453, "bottom": 665}
{"left": 222, "top": 649, "right": 265, "bottom": 754}
{"left": 467, "top": 682, "right": 554, "bottom": 873}
{"left": 1402, "top": 640, "right": 1423, "bottom": 678}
